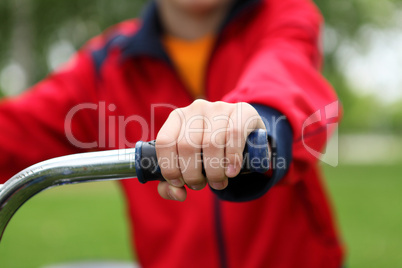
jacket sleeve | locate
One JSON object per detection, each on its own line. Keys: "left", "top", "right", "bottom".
{"left": 0, "top": 51, "right": 99, "bottom": 183}
{"left": 215, "top": 0, "right": 340, "bottom": 201}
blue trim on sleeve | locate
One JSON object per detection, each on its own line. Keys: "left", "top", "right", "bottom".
{"left": 212, "top": 104, "right": 293, "bottom": 202}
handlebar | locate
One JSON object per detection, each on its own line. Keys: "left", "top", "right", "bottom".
{"left": 0, "top": 129, "right": 269, "bottom": 242}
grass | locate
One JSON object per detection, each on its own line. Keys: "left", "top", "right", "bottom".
{"left": 0, "top": 181, "right": 133, "bottom": 268}
{"left": 0, "top": 165, "right": 401, "bottom": 267}
{"left": 323, "top": 164, "right": 402, "bottom": 268}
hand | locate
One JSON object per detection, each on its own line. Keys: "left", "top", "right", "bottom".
{"left": 155, "top": 100, "right": 266, "bottom": 201}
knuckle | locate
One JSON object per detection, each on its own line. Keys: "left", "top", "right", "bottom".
{"left": 193, "top": 99, "right": 208, "bottom": 106}
{"left": 156, "top": 133, "right": 175, "bottom": 147}
{"left": 161, "top": 168, "right": 181, "bottom": 181}
{"left": 246, "top": 104, "right": 258, "bottom": 115}
{"left": 183, "top": 176, "right": 205, "bottom": 187}
{"left": 213, "top": 101, "right": 227, "bottom": 106}
{"left": 205, "top": 170, "right": 226, "bottom": 182}
{"left": 239, "top": 102, "right": 251, "bottom": 110}
{"left": 178, "top": 139, "right": 195, "bottom": 153}
{"left": 171, "top": 108, "right": 185, "bottom": 119}
{"left": 188, "top": 99, "right": 209, "bottom": 112}
{"left": 211, "top": 101, "right": 227, "bottom": 110}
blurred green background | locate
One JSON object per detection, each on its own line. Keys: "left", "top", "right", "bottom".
{"left": 0, "top": 0, "right": 401, "bottom": 267}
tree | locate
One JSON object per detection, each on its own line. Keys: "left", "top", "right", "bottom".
{"left": 0, "top": 0, "right": 401, "bottom": 132}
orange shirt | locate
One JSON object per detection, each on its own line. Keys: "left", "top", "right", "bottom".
{"left": 163, "top": 35, "right": 215, "bottom": 99}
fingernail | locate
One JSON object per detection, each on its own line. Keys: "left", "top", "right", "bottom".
{"left": 190, "top": 183, "right": 204, "bottom": 191}
{"left": 210, "top": 181, "right": 225, "bottom": 190}
{"left": 167, "top": 189, "right": 178, "bottom": 201}
{"left": 170, "top": 179, "right": 182, "bottom": 187}
{"left": 226, "top": 164, "right": 236, "bottom": 178}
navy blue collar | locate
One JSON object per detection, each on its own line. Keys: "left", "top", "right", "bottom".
{"left": 121, "top": 1, "right": 169, "bottom": 61}
{"left": 120, "top": 0, "right": 261, "bottom": 61}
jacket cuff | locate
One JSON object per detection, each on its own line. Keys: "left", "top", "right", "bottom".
{"left": 211, "top": 104, "right": 293, "bottom": 202}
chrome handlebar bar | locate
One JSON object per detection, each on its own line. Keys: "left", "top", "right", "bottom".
{"left": 0, "top": 148, "right": 137, "bottom": 241}
{"left": 0, "top": 129, "right": 270, "bottom": 243}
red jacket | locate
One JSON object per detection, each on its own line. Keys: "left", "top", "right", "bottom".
{"left": 0, "top": 0, "right": 344, "bottom": 267}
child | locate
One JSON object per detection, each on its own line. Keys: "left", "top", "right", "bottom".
{"left": 0, "top": 0, "right": 344, "bottom": 267}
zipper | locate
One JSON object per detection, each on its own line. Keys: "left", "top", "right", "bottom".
{"left": 161, "top": 27, "right": 231, "bottom": 268}
{"left": 166, "top": 58, "right": 230, "bottom": 267}
{"left": 214, "top": 195, "right": 229, "bottom": 268}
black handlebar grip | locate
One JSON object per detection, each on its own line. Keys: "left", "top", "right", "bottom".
{"left": 135, "top": 129, "right": 270, "bottom": 184}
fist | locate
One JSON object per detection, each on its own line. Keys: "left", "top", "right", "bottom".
{"left": 155, "top": 100, "right": 265, "bottom": 201}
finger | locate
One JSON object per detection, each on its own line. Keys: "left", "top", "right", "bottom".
{"left": 177, "top": 112, "right": 206, "bottom": 190}
{"left": 158, "top": 181, "right": 187, "bottom": 202}
{"left": 202, "top": 111, "right": 229, "bottom": 190}
{"left": 225, "top": 103, "right": 265, "bottom": 178}
{"left": 156, "top": 109, "right": 184, "bottom": 187}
